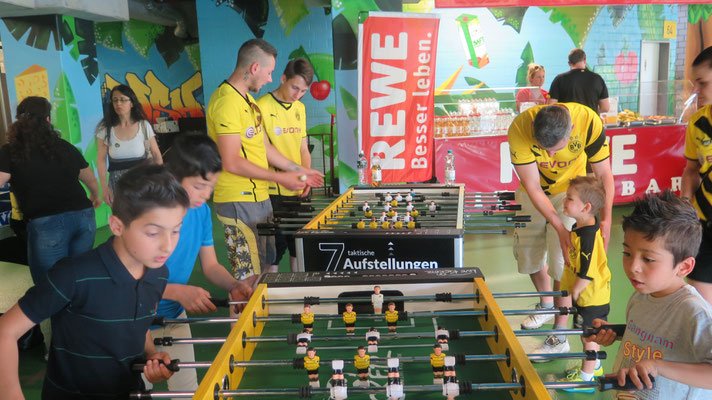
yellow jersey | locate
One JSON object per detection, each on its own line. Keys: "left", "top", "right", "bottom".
{"left": 343, "top": 311, "right": 356, "bottom": 324}
{"left": 508, "top": 103, "right": 609, "bottom": 195}
{"left": 354, "top": 354, "right": 370, "bottom": 369}
{"left": 207, "top": 81, "right": 269, "bottom": 203}
{"left": 256, "top": 93, "right": 307, "bottom": 196}
{"left": 301, "top": 312, "right": 314, "bottom": 325}
{"left": 304, "top": 355, "right": 320, "bottom": 371}
{"left": 684, "top": 105, "right": 712, "bottom": 221}
{"left": 385, "top": 310, "right": 398, "bottom": 323}
{"left": 430, "top": 352, "right": 446, "bottom": 368}
{"left": 561, "top": 219, "right": 611, "bottom": 307}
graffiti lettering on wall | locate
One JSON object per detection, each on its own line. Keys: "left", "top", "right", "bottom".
{"left": 104, "top": 71, "right": 204, "bottom": 123}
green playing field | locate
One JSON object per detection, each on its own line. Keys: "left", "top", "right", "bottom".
{"left": 236, "top": 313, "right": 513, "bottom": 399}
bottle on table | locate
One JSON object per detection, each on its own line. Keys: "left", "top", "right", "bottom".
{"left": 445, "top": 150, "right": 455, "bottom": 186}
{"left": 371, "top": 153, "right": 382, "bottom": 187}
{"left": 357, "top": 149, "right": 368, "bottom": 186}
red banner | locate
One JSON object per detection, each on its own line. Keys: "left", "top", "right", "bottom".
{"left": 435, "top": 0, "right": 707, "bottom": 7}
{"left": 359, "top": 13, "right": 439, "bottom": 183}
{"left": 435, "top": 125, "right": 686, "bottom": 204}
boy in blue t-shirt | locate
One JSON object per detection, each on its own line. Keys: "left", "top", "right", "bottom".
{"left": 0, "top": 165, "right": 188, "bottom": 399}
{"left": 150, "top": 134, "right": 255, "bottom": 392}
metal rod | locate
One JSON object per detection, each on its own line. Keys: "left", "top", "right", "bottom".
{"left": 255, "top": 308, "right": 574, "bottom": 322}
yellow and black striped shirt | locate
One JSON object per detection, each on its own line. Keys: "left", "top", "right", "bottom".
{"left": 684, "top": 105, "right": 712, "bottom": 221}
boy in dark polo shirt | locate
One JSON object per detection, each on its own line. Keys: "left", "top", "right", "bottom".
{"left": 0, "top": 165, "right": 189, "bottom": 399}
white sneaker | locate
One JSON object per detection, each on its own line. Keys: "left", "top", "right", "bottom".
{"left": 531, "top": 335, "right": 570, "bottom": 363}
{"left": 520, "top": 303, "right": 555, "bottom": 329}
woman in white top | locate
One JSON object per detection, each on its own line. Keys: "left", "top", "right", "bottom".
{"left": 96, "top": 84, "right": 162, "bottom": 206}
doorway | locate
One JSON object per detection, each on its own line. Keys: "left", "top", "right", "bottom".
{"left": 639, "top": 40, "right": 670, "bottom": 117}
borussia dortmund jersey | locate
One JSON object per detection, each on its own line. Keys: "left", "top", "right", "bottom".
{"left": 562, "top": 219, "right": 611, "bottom": 307}
{"left": 257, "top": 93, "right": 307, "bottom": 196}
{"left": 684, "top": 105, "right": 712, "bottom": 221}
{"left": 508, "top": 103, "right": 609, "bottom": 195}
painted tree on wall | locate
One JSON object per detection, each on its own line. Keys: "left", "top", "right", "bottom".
{"left": 3, "top": 16, "right": 60, "bottom": 50}
{"left": 540, "top": 6, "right": 602, "bottom": 48}
{"left": 60, "top": 17, "right": 98, "bottom": 85}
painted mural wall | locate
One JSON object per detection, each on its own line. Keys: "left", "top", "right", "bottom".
{"left": 0, "top": 15, "right": 205, "bottom": 227}
{"left": 329, "top": 1, "right": 680, "bottom": 189}
{"left": 195, "top": 0, "right": 336, "bottom": 184}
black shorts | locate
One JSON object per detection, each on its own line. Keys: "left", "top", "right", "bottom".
{"left": 691, "top": 221, "right": 712, "bottom": 283}
{"left": 573, "top": 303, "right": 609, "bottom": 329}
{"left": 345, "top": 322, "right": 355, "bottom": 327}
{"left": 387, "top": 321, "right": 397, "bottom": 327}
{"left": 367, "top": 336, "right": 378, "bottom": 342}
{"left": 298, "top": 340, "right": 310, "bottom": 345}
{"left": 307, "top": 368, "right": 318, "bottom": 374}
{"left": 357, "top": 368, "right": 369, "bottom": 374}
{"left": 432, "top": 366, "right": 444, "bottom": 372}
{"left": 303, "top": 323, "right": 313, "bottom": 328}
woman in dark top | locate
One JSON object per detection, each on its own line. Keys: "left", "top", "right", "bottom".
{"left": 0, "top": 96, "right": 100, "bottom": 283}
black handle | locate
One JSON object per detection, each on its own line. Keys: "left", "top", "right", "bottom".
{"left": 508, "top": 215, "right": 531, "bottom": 222}
{"left": 599, "top": 375, "right": 655, "bottom": 391}
{"left": 131, "top": 358, "right": 180, "bottom": 372}
{"left": 583, "top": 324, "right": 626, "bottom": 338}
{"left": 151, "top": 316, "right": 166, "bottom": 327}
{"left": 210, "top": 298, "right": 230, "bottom": 308}
{"left": 584, "top": 350, "right": 607, "bottom": 360}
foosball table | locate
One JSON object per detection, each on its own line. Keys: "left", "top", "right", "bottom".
{"left": 134, "top": 269, "right": 637, "bottom": 399}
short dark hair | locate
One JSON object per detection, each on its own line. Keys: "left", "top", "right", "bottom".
{"left": 433, "top": 343, "right": 442, "bottom": 349}
{"left": 357, "top": 345, "right": 365, "bottom": 350}
{"left": 236, "top": 38, "right": 277, "bottom": 69}
{"left": 622, "top": 190, "right": 702, "bottom": 266}
{"left": 164, "top": 133, "right": 222, "bottom": 182}
{"left": 533, "top": 105, "right": 572, "bottom": 148}
{"left": 569, "top": 176, "right": 606, "bottom": 215}
{"left": 283, "top": 57, "right": 314, "bottom": 85}
{"left": 112, "top": 164, "right": 189, "bottom": 226}
{"left": 693, "top": 46, "right": 712, "bottom": 70}
{"left": 568, "top": 48, "right": 586, "bottom": 65}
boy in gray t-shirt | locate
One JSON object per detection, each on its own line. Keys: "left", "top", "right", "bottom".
{"left": 588, "top": 191, "right": 712, "bottom": 399}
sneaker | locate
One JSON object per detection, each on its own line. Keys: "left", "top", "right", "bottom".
{"left": 564, "top": 364, "right": 604, "bottom": 378}
{"left": 520, "top": 303, "right": 555, "bottom": 329}
{"left": 559, "top": 369, "right": 596, "bottom": 393}
{"left": 531, "top": 335, "right": 570, "bottom": 362}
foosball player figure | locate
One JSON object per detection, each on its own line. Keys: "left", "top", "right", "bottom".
{"left": 366, "top": 327, "right": 380, "bottom": 353}
{"left": 343, "top": 303, "right": 356, "bottom": 334}
{"left": 428, "top": 200, "right": 437, "bottom": 213}
{"left": 369, "top": 217, "right": 378, "bottom": 229}
{"left": 392, "top": 212, "right": 402, "bottom": 228}
{"left": 363, "top": 201, "right": 372, "bottom": 217}
{"left": 436, "top": 326, "right": 450, "bottom": 351}
{"left": 304, "top": 347, "right": 320, "bottom": 388}
{"left": 430, "top": 343, "right": 446, "bottom": 384}
{"left": 405, "top": 190, "right": 414, "bottom": 202}
{"left": 330, "top": 359, "right": 347, "bottom": 399}
{"left": 296, "top": 329, "right": 312, "bottom": 354}
{"left": 301, "top": 304, "right": 315, "bottom": 333}
{"left": 390, "top": 197, "right": 398, "bottom": 207}
{"left": 356, "top": 218, "right": 366, "bottom": 229}
{"left": 379, "top": 211, "right": 388, "bottom": 223}
{"left": 384, "top": 203, "right": 395, "bottom": 217}
{"left": 442, "top": 356, "right": 459, "bottom": 400}
{"left": 371, "top": 286, "right": 384, "bottom": 313}
{"left": 353, "top": 346, "right": 370, "bottom": 388}
{"left": 384, "top": 192, "right": 393, "bottom": 202}
{"left": 381, "top": 219, "right": 391, "bottom": 229}
{"left": 386, "top": 358, "right": 404, "bottom": 399}
{"left": 385, "top": 302, "right": 399, "bottom": 333}
{"left": 395, "top": 192, "right": 403, "bottom": 202}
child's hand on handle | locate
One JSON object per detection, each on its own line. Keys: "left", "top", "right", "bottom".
{"left": 617, "top": 360, "right": 658, "bottom": 391}
{"left": 143, "top": 353, "right": 175, "bottom": 383}
{"left": 583, "top": 319, "right": 623, "bottom": 346}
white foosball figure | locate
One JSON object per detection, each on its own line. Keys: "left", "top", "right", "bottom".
{"left": 442, "top": 356, "right": 459, "bottom": 399}
{"left": 391, "top": 212, "right": 399, "bottom": 223}
{"left": 386, "top": 358, "right": 403, "bottom": 399}
{"left": 406, "top": 202, "right": 414, "bottom": 212}
{"left": 362, "top": 201, "right": 370, "bottom": 212}
{"left": 379, "top": 212, "right": 388, "bottom": 223}
{"left": 366, "top": 327, "right": 380, "bottom": 353}
{"left": 395, "top": 193, "right": 403, "bottom": 202}
{"left": 384, "top": 192, "right": 393, "bottom": 202}
{"left": 371, "top": 286, "right": 384, "bottom": 313}
{"left": 405, "top": 191, "right": 414, "bottom": 202}
{"left": 429, "top": 201, "right": 437, "bottom": 213}
{"left": 330, "top": 360, "right": 348, "bottom": 400}
{"left": 384, "top": 203, "right": 392, "bottom": 213}
{"left": 436, "top": 327, "right": 450, "bottom": 351}
{"left": 296, "top": 330, "right": 312, "bottom": 354}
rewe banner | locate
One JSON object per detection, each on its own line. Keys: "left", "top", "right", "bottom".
{"left": 358, "top": 12, "right": 439, "bottom": 183}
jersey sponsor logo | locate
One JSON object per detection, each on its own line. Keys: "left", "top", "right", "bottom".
{"left": 245, "top": 126, "right": 256, "bottom": 138}
{"left": 276, "top": 126, "right": 302, "bottom": 135}
{"left": 538, "top": 159, "right": 575, "bottom": 169}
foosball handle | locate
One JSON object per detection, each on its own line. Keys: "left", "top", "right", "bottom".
{"left": 497, "top": 191, "right": 516, "bottom": 200}
{"left": 508, "top": 215, "right": 531, "bottom": 222}
{"left": 582, "top": 324, "right": 626, "bottom": 338}
{"left": 584, "top": 350, "right": 607, "bottom": 360}
{"left": 129, "top": 391, "right": 153, "bottom": 399}
{"left": 210, "top": 298, "right": 230, "bottom": 308}
{"left": 131, "top": 359, "right": 181, "bottom": 373}
{"left": 598, "top": 375, "right": 655, "bottom": 391}
{"left": 153, "top": 336, "right": 174, "bottom": 346}
{"left": 151, "top": 316, "right": 166, "bottom": 327}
